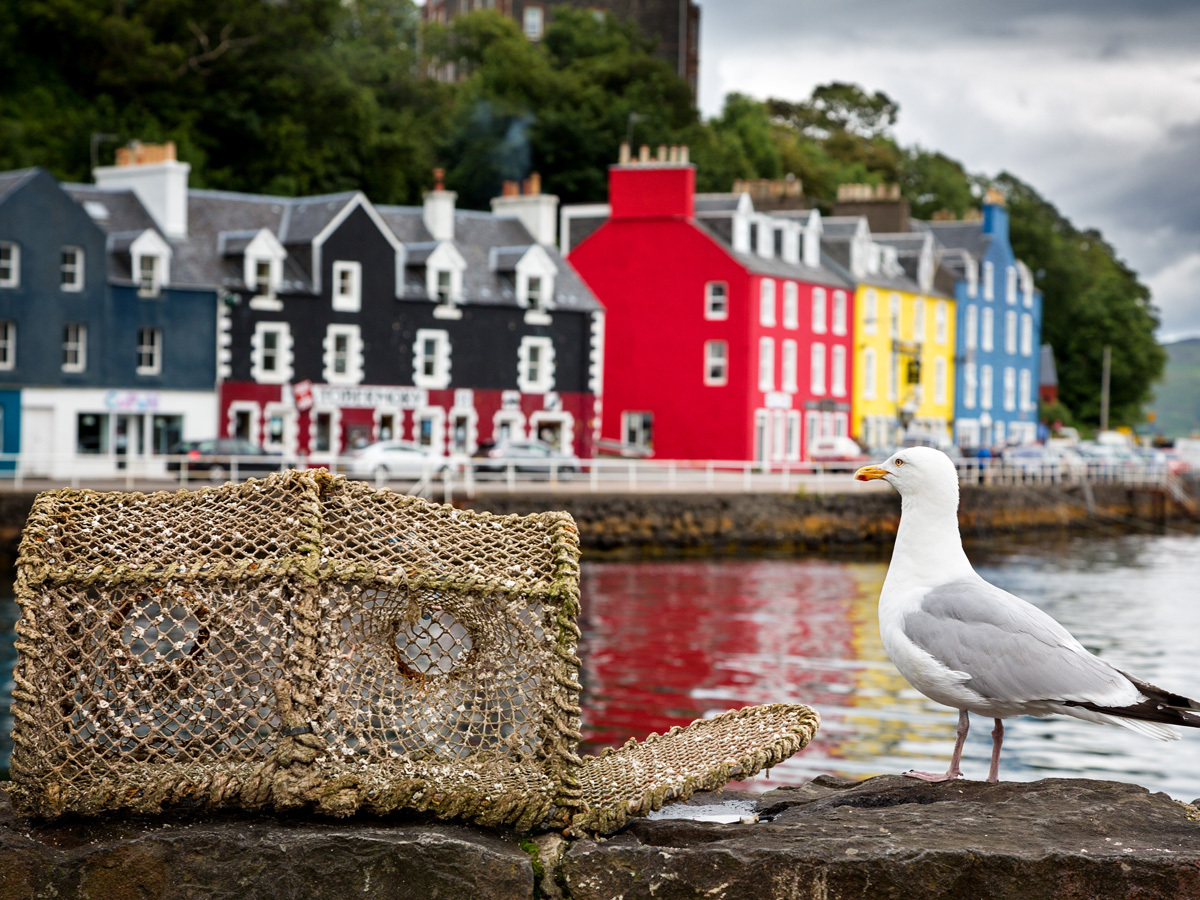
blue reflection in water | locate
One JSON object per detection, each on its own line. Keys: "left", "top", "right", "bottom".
{"left": 578, "top": 533, "right": 1200, "bottom": 801}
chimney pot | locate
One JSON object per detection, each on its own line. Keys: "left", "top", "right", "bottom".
{"left": 657, "top": 144, "right": 668, "bottom": 162}
{"left": 639, "top": 144, "right": 651, "bottom": 163}
{"left": 619, "top": 141, "right": 631, "bottom": 164}
{"left": 528, "top": 172, "right": 541, "bottom": 195}
{"left": 679, "top": 145, "right": 689, "bottom": 164}
{"left": 433, "top": 167, "right": 445, "bottom": 191}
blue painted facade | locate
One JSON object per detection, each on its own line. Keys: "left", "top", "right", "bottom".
{"left": 950, "top": 201, "right": 1043, "bottom": 448}
{"left": 0, "top": 167, "right": 219, "bottom": 474}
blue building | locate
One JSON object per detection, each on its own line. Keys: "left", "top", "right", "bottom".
{"left": 921, "top": 190, "right": 1043, "bottom": 448}
{"left": 0, "top": 154, "right": 218, "bottom": 478}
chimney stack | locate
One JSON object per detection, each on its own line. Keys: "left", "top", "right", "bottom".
{"left": 491, "top": 172, "right": 559, "bottom": 246}
{"left": 93, "top": 140, "right": 191, "bottom": 238}
{"left": 423, "top": 168, "right": 457, "bottom": 241}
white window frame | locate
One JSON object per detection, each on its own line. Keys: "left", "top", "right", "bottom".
{"left": 887, "top": 353, "right": 897, "bottom": 401}
{"left": 262, "top": 403, "right": 296, "bottom": 454}
{"left": 62, "top": 322, "right": 87, "bottom": 372}
{"left": 863, "top": 289, "right": 878, "bottom": 335}
{"left": 966, "top": 258, "right": 979, "bottom": 298}
{"left": 253, "top": 258, "right": 274, "bottom": 297}
{"left": 704, "top": 339, "right": 728, "bottom": 386}
{"left": 759, "top": 279, "right": 776, "bottom": 327}
{"left": 623, "top": 411, "right": 654, "bottom": 450}
{"left": 1005, "top": 310, "right": 1018, "bottom": 354}
{"left": 1020, "top": 368, "right": 1033, "bottom": 411}
{"left": 1005, "top": 265, "right": 1017, "bottom": 304}
{"left": 523, "top": 3, "right": 544, "bottom": 39}
{"left": 332, "top": 260, "right": 362, "bottom": 312}
{"left": 414, "top": 328, "right": 452, "bottom": 390}
{"left": 136, "top": 327, "right": 162, "bottom": 375}
{"left": 783, "top": 282, "right": 799, "bottom": 329}
{"left": 251, "top": 321, "right": 294, "bottom": 384}
{"left": 772, "top": 409, "right": 787, "bottom": 461}
{"left": 758, "top": 337, "right": 775, "bottom": 391}
{"left": 862, "top": 348, "right": 877, "bottom": 400}
{"left": 0, "top": 242, "right": 17, "bottom": 288}
{"left": 414, "top": 406, "right": 447, "bottom": 456}
{"left": 786, "top": 410, "right": 801, "bottom": 462}
{"left": 935, "top": 301, "right": 948, "bottom": 345}
{"left": 982, "top": 261, "right": 995, "bottom": 301}
{"left": 1004, "top": 366, "right": 1016, "bottom": 411}
{"left": 981, "top": 364, "right": 993, "bottom": 410}
{"left": 810, "top": 342, "right": 826, "bottom": 396}
{"left": 832, "top": 290, "right": 847, "bottom": 336}
{"left": 831, "top": 344, "right": 846, "bottom": 397}
{"left": 812, "top": 287, "right": 827, "bottom": 334}
{"left": 782, "top": 339, "right": 798, "bottom": 393}
{"left": 913, "top": 298, "right": 926, "bottom": 343}
{"left": 1021, "top": 313, "right": 1033, "bottom": 356}
{"left": 0, "top": 320, "right": 14, "bottom": 370}
{"left": 964, "top": 362, "right": 977, "bottom": 409}
{"left": 935, "top": 356, "right": 947, "bottom": 405}
{"left": 889, "top": 293, "right": 901, "bottom": 339}
{"left": 704, "top": 281, "right": 728, "bottom": 320}
{"left": 966, "top": 304, "right": 978, "bottom": 350}
{"left": 493, "top": 409, "right": 527, "bottom": 443}
{"left": 982, "top": 307, "right": 994, "bottom": 352}
{"left": 323, "top": 323, "right": 365, "bottom": 385}
{"left": 517, "top": 334, "right": 554, "bottom": 394}
{"left": 61, "top": 246, "right": 84, "bottom": 292}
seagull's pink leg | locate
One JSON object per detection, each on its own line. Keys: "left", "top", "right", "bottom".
{"left": 986, "top": 718, "right": 1004, "bottom": 783}
{"left": 905, "top": 709, "right": 968, "bottom": 782}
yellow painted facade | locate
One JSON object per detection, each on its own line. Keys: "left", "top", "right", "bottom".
{"left": 851, "top": 283, "right": 956, "bottom": 452}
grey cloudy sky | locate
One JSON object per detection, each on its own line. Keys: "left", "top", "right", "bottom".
{"left": 697, "top": 0, "right": 1200, "bottom": 341}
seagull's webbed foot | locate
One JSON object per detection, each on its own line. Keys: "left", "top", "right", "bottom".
{"left": 903, "top": 709, "right": 970, "bottom": 784}
{"left": 903, "top": 768, "right": 963, "bottom": 783}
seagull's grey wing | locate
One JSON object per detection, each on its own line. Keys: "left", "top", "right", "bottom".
{"left": 903, "top": 579, "right": 1133, "bottom": 705}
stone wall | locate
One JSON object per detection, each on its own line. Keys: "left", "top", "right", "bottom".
{"left": 463, "top": 483, "right": 1160, "bottom": 557}
{"left": 4, "top": 776, "right": 1199, "bottom": 899}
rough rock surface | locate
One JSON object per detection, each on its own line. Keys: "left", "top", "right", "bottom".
{"left": 4, "top": 776, "right": 1200, "bottom": 899}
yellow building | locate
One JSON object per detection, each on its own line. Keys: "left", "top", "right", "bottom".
{"left": 852, "top": 284, "right": 956, "bottom": 452}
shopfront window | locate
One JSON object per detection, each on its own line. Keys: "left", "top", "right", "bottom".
{"left": 77, "top": 413, "right": 110, "bottom": 454}
{"left": 151, "top": 415, "right": 183, "bottom": 454}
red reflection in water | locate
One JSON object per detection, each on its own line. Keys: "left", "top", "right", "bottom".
{"left": 579, "top": 559, "right": 865, "bottom": 764}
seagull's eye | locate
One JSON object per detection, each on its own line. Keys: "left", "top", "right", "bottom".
{"left": 895, "top": 459, "right": 905, "bottom": 467}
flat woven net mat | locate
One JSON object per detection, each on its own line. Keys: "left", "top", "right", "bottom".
{"left": 9, "top": 470, "right": 819, "bottom": 834}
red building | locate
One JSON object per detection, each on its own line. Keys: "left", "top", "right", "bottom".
{"left": 563, "top": 149, "right": 854, "bottom": 462}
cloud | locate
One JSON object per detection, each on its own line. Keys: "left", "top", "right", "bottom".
{"left": 1149, "top": 252, "right": 1200, "bottom": 342}
{"left": 696, "top": 0, "right": 1200, "bottom": 338}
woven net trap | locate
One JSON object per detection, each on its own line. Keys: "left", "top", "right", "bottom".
{"left": 8, "top": 470, "right": 819, "bottom": 835}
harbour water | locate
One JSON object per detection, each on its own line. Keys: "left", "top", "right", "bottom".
{"left": 2, "top": 530, "right": 1199, "bottom": 801}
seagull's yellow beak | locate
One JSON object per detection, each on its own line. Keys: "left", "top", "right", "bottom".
{"left": 854, "top": 464, "right": 889, "bottom": 482}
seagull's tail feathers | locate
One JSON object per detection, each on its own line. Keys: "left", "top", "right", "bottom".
{"left": 1061, "top": 672, "right": 1200, "bottom": 742}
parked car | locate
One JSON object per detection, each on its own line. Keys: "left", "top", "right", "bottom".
{"left": 1000, "top": 444, "right": 1084, "bottom": 480}
{"left": 809, "top": 436, "right": 868, "bottom": 466}
{"left": 167, "top": 438, "right": 285, "bottom": 480}
{"left": 340, "top": 441, "right": 450, "bottom": 480}
{"left": 471, "top": 440, "right": 580, "bottom": 477}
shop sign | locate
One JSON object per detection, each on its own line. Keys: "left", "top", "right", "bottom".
{"left": 103, "top": 390, "right": 161, "bottom": 412}
{"left": 310, "top": 384, "right": 428, "bottom": 410}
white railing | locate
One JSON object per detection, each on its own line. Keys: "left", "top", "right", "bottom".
{"left": 0, "top": 452, "right": 1185, "bottom": 497}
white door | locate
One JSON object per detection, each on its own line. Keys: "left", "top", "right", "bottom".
{"left": 21, "top": 407, "right": 54, "bottom": 477}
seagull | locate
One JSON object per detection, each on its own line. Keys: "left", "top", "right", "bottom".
{"left": 855, "top": 446, "right": 1200, "bottom": 783}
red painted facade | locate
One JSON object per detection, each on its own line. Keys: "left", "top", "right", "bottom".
{"left": 568, "top": 163, "right": 854, "bottom": 462}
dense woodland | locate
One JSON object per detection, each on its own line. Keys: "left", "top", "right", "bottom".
{"left": 0, "top": 0, "right": 1164, "bottom": 428}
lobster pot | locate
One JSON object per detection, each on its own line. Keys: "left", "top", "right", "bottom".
{"left": 10, "top": 472, "right": 581, "bottom": 828}
{"left": 10, "top": 470, "right": 821, "bottom": 834}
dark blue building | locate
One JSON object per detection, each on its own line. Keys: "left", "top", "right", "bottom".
{"left": 0, "top": 161, "right": 218, "bottom": 478}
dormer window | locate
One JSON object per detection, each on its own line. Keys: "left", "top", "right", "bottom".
{"left": 527, "top": 275, "right": 543, "bottom": 310}
{"left": 138, "top": 255, "right": 161, "bottom": 296}
{"left": 332, "top": 260, "right": 361, "bottom": 312}
{"left": 0, "top": 242, "right": 18, "bottom": 288}
{"left": 435, "top": 270, "right": 451, "bottom": 302}
{"left": 61, "top": 247, "right": 84, "bottom": 291}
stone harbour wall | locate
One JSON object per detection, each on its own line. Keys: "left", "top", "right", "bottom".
{"left": 4, "top": 776, "right": 1199, "bottom": 900}
{"left": 464, "top": 482, "right": 1170, "bottom": 557}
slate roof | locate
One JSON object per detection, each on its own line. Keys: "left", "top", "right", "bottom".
{"left": 64, "top": 183, "right": 163, "bottom": 282}
{"left": 377, "top": 206, "right": 602, "bottom": 313}
{"left": 693, "top": 193, "right": 742, "bottom": 214}
{"left": 819, "top": 234, "right": 924, "bottom": 294}
{"left": 689, "top": 219, "right": 850, "bottom": 289}
{"left": 0, "top": 169, "right": 38, "bottom": 205}
{"left": 917, "top": 219, "right": 992, "bottom": 258}
{"left": 819, "top": 217, "right": 865, "bottom": 239}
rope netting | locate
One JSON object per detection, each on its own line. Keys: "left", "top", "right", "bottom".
{"left": 9, "top": 470, "right": 818, "bottom": 833}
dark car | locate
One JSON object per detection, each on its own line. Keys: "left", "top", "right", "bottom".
{"left": 167, "top": 438, "right": 286, "bottom": 480}
{"left": 471, "top": 439, "right": 580, "bottom": 477}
